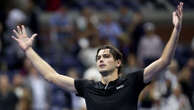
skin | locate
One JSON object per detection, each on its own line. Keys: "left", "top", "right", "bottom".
{"left": 11, "top": 2, "right": 183, "bottom": 92}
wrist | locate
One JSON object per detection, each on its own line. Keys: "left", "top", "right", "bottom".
{"left": 175, "top": 25, "right": 182, "bottom": 31}
{"left": 24, "top": 46, "right": 32, "bottom": 53}
{"left": 175, "top": 22, "right": 182, "bottom": 30}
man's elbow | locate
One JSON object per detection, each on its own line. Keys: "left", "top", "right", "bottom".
{"left": 160, "top": 57, "right": 171, "bottom": 68}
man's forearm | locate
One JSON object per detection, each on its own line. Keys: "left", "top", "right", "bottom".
{"left": 160, "top": 26, "right": 181, "bottom": 65}
{"left": 25, "top": 48, "right": 57, "bottom": 80}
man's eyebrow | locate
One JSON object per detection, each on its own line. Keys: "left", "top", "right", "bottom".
{"left": 98, "top": 53, "right": 110, "bottom": 56}
{"left": 103, "top": 53, "right": 110, "bottom": 55}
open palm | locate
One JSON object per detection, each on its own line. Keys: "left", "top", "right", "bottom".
{"left": 172, "top": 2, "right": 183, "bottom": 28}
{"left": 12, "top": 25, "right": 37, "bottom": 51}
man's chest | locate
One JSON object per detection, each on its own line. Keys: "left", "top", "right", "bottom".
{"left": 85, "top": 80, "right": 138, "bottom": 104}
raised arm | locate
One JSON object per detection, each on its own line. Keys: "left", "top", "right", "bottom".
{"left": 12, "top": 25, "right": 76, "bottom": 92}
{"left": 144, "top": 2, "right": 183, "bottom": 83}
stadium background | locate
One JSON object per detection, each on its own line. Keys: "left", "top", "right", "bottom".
{"left": 0, "top": 0, "right": 193, "bottom": 110}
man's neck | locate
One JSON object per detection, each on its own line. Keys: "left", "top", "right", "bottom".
{"left": 101, "top": 70, "right": 119, "bottom": 85}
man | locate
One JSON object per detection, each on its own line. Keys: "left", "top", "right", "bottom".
{"left": 11, "top": 2, "right": 183, "bottom": 110}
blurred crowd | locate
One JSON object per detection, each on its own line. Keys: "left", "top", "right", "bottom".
{"left": 0, "top": 0, "right": 194, "bottom": 110}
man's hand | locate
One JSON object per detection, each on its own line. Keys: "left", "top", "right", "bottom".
{"left": 173, "top": 2, "right": 183, "bottom": 29}
{"left": 12, "top": 25, "right": 37, "bottom": 51}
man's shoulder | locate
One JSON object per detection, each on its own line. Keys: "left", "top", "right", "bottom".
{"left": 122, "top": 69, "right": 144, "bottom": 78}
{"left": 75, "top": 79, "right": 97, "bottom": 87}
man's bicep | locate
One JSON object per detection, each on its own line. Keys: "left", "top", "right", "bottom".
{"left": 144, "top": 58, "right": 166, "bottom": 83}
{"left": 50, "top": 73, "right": 77, "bottom": 92}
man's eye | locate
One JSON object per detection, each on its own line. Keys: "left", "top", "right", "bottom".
{"left": 103, "top": 54, "right": 110, "bottom": 58}
{"left": 97, "top": 56, "right": 101, "bottom": 60}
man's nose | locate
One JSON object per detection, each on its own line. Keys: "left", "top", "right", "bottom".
{"left": 100, "top": 59, "right": 103, "bottom": 63}
{"left": 99, "top": 57, "right": 104, "bottom": 63}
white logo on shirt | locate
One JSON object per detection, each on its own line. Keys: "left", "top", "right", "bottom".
{"left": 116, "top": 84, "right": 124, "bottom": 90}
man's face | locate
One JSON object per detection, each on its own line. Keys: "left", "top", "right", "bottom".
{"left": 96, "top": 49, "right": 120, "bottom": 76}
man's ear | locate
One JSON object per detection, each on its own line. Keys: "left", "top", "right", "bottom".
{"left": 116, "top": 59, "right": 122, "bottom": 67}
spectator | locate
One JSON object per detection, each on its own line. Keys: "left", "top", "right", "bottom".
{"left": 78, "top": 34, "right": 101, "bottom": 68}
{"left": 50, "top": 5, "right": 73, "bottom": 48}
{"left": 25, "top": 67, "right": 50, "bottom": 110}
{"left": 137, "top": 22, "right": 163, "bottom": 67}
{"left": 0, "top": 74, "right": 18, "bottom": 110}
{"left": 67, "top": 68, "right": 86, "bottom": 110}
{"left": 97, "top": 11, "right": 123, "bottom": 47}
{"left": 163, "top": 84, "right": 191, "bottom": 110}
{"left": 12, "top": 73, "right": 32, "bottom": 110}
{"left": 178, "top": 58, "right": 194, "bottom": 107}
{"left": 118, "top": 5, "right": 134, "bottom": 32}
{"left": 0, "top": 22, "right": 2, "bottom": 56}
{"left": 122, "top": 53, "right": 141, "bottom": 74}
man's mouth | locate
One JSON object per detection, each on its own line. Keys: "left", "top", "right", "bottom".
{"left": 99, "top": 64, "right": 106, "bottom": 67}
